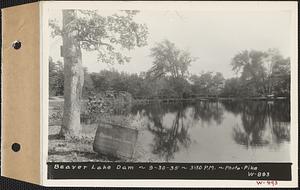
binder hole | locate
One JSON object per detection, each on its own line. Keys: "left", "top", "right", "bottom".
{"left": 12, "top": 143, "right": 21, "bottom": 152}
{"left": 12, "top": 40, "right": 21, "bottom": 50}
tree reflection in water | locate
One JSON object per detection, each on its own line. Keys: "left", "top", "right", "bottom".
{"left": 223, "top": 100, "right": 290, "bottom": 148}
{"left": 130, "top": 100, "right": 290, "bottom": 161}
{"left": 145, "top": 103, "right": 191, "bottom": 161}
{"left": 132, "top": 101, "right": 225, "bottom": 161}
{"left": 270, "top": 101, "right": 290, "bottom": 143}
{"left": 192, "top": 101, "right": 224, "bottom": 125}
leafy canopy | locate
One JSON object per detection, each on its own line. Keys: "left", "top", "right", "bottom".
{"left": 148, "top": 40, "right": 197, "bottom": 79}
{"left": 230, "top": 49, "right": 290, "bottom": 96}
{"left": 49, "top": 10, "right": 148, "bottom": 65}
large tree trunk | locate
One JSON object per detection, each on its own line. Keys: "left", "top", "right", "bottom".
{"left": 59, "top": 10, "right": 84, "bottom": 138}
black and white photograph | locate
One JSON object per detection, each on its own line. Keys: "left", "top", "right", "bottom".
{"left": 44, "top": 1, "right": 297, "bottom": 186}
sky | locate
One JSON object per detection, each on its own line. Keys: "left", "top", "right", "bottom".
{"left": 49, "top": 9, "right": 292, "bottom": 79}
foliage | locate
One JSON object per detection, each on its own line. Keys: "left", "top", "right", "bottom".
{"left": 230, "top": 49, "right": 290, "bottom": 97}
{"left": 148, "top": 40, "right": 196, "bottom": 79}
{"left": 221, "top": 78, "right": 243, "bottom": 97}
{"left": 82, "top": 48, "right": 290, "bottom": 99}
{"left": 190, "top": 72, "right": 225, "bottom": 96}
{"left": 49, "top": 32, "right": 290, "bottom": 100}
{"left": 267, "top": 49, "right": 290, "bottom": 96}
{"left": 83, "top": 90, "right": 134, "bottom": 123}
{"left": 87, "top": 69, "right": 191, "bottom": 98}
{"left": 144, "top": 40, "right": 198, "bottom": 97}
{"left": 49, "top": 57, "right": 64, "bottom": 96}
{"left": 49, "top": 9, "right": 149, "bottom": 137}
{"left": 82, "top": 67, "right": 95, "bottom": 98}
{"left": 50, "top": 10, "right": 148, "bottom": 65}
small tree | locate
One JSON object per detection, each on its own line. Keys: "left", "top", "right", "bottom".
{"left": 50, "top": 10, "right": 148, "bottom": 138}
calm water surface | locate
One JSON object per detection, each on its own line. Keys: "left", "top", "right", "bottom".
{"left": 127, "top": 100, "right": 290, "bottom": 162}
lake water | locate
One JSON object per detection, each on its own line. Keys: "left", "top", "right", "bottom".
{"left": 125, "top": 100, "right": 291, "bottom": 162}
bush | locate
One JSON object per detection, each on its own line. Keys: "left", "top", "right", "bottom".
{"left": 83, "top": 90, "right": 133, "bottom": 123}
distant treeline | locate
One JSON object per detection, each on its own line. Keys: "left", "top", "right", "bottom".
{"left": 49, "top": 47, "right": 290, "bottom": 99}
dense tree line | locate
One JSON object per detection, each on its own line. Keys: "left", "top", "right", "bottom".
{"left": 86, "top": 70, "right": 226, "bottom": 98}
{"left": 50, "top": 45, "right": 290, "bottom": 99}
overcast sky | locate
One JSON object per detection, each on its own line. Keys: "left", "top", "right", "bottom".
{"left": 49, "top": 9, "right": 292, "bottom": 79}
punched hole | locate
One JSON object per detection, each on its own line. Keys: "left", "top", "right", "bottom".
{"left": 12, "top": 40, "right": 22, "bottom": 50}
{"left": 11, "top": 143, "right": 21, "bottom": 152}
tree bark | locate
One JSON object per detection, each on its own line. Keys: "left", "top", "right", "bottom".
{"left": 60, "top": 10, "right": 84, "bottom": 138}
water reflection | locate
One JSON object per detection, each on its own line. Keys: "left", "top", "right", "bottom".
{"left": 133, "top": 103, "right": 192, "bottom": 161}
{"left": 270, "top": 102, "right": 290, "bottom": 143}
{"left": 222, "top": 101, "right": 290, "bottom": 148}
{"left": 93, "top": 100, "right": 291, "bottom": 162}
{"left": 232, "top": 101, "right": 270, "bottom": 147}
{"left": 192, "top": 101, "right": 224, "bottom": 125}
